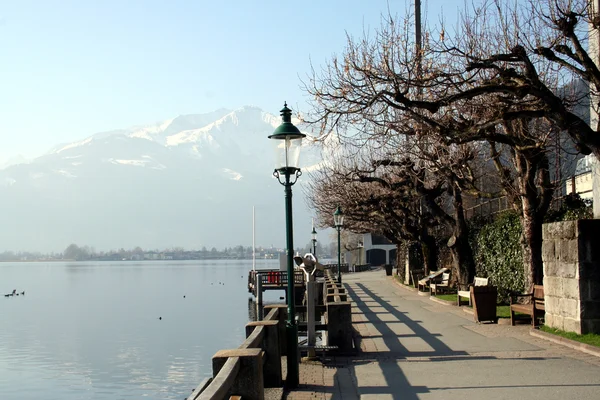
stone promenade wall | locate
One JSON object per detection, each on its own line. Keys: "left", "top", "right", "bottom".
{"left": 542, "top": 220, "right": 600, "bottom": 334}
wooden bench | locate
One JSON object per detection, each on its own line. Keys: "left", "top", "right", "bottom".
{"left": 510, "top": 285, "right": 545, "bottom": 327}
{"left": 418, "top": 268, "right": 449, "bottom": 292}
{"left": 430, "top": 272, "right": 451, "bottom": 296}
{"left": 457, "top": 277, "right": 489, "bottom": 306}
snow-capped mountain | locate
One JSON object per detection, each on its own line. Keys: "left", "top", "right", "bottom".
{"left": 0, "top": 106, "right": 320, "bottom": 253}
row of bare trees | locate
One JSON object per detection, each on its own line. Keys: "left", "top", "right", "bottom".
{"left": 303, "top": 0, "right": 598, "bottom": 290}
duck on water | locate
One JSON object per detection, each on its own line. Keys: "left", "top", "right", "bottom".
{"left": 4, "top": 289, "right": 25, "bottom": 297}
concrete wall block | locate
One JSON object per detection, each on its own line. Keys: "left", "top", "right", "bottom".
{"left": 327, "top": 302, "right": 353, "bottom": 352}
{"left": 263, "top": 304, "right": 287, "bottom": 356}
{"left": 543, "top": 277, "right": 563, "bottom": 298}
{"left": 245, "top": 320, "right": 282, "bottom": 388}
{"left": 559, "top": 298, "right": 580, "bottom": 319}
{"left": 562, "top": 278, "right": 581, "bottom": 300}
{"left": 543, "top": 221, "right": 575, "bottom": 239}
{"left": 559, "top": 240, "right": 579, "bottom": 264}
{"left": 544, "top": 296, "right": 561, "bottom": 314}
{"left": 212, "top": 348, "right": 264, "bottom": 400}
{"left": 542, "top": 241, "right": 556, "bottom": 263}
{"left": 557, "top": 263, "right": 578, "bottom": 279}
{"left": 563, "top": 317, "right": 583, "bottom": 335}
{"left": 543, "top": 260, "right": 558, "bottom": 278}
{"left": 548, "top": 314, "right": 564, "bottom": 331}
{"left": 545, "top": 313, "right": 555, "bottom": 327}
{"left": 545, "top": 222, "right": 574, "bottom": 240}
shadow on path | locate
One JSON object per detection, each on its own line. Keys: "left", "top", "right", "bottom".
{"left": 287, "top": 277, "right": 570, "bottom": 400}
{"left": 350, "top": 282, "right": 467, "bottom": 358}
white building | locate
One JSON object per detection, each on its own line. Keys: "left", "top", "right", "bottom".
{"left": 359, "top": 233, "right": 397, "bottom": 266}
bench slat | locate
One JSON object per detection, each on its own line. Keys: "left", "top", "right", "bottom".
{"left": 510, "top": 285, "right": 544, "bottom": 327}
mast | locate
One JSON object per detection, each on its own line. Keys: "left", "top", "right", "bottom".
{"left": 252, "top": 206, "right": 256, "bottom": 271}
{"left": 415, "top": 0, "right": 422, "bottom": 79}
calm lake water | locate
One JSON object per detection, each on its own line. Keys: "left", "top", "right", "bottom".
{"left": 0, "top": 260, "right": 281, "bottom": 400}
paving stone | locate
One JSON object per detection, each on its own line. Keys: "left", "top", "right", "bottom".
{"left": 283, "top": 270, "right": 600, "bottom": 400}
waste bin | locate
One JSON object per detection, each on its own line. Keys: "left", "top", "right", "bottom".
{"left": 471, "top": 285, "right": 497, "bottom": 323}
{"left": 384, "top": 264, "right": 393, "bottom": 276}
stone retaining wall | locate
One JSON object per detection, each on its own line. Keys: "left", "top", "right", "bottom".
{"left": 542, "top": 220, "right": 600, "bottom": 334}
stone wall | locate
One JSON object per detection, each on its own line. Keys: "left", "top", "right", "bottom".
{"left": 542, "top": 220, "right": 600, "bottom": 334}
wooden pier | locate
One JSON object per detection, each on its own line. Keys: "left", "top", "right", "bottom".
{"left": 247, "top": 269, "right": 305, "bottom": 298}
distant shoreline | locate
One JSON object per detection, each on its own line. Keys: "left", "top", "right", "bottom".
{"left": 0, "top": 257, "right": 281, "bottom": 263}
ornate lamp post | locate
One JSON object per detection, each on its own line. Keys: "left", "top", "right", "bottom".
{"left": 311, "top": 225, "right": 317, "bottom": 256}
{"left": 333, "top": 206, "right": 344, "bottom": 283}
{"left": 268, "top": 102, "right": 305, "bottom": 388}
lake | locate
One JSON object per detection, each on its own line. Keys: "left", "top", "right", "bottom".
{"left": 0, "top": 260, "right": 282, "bottom": 400}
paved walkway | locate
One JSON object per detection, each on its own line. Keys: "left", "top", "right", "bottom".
{"left": 284, "top": 270, "right": 600, "bottom": 400}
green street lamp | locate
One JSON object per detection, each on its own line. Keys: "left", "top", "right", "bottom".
{"left": 268, "top": 102, "right": 305, "bottom": 388}
{"left": 311, "top": 225, "right": 317, "bottom": 256}
{"left": 333, "top": 206, "right": 344, "bottom": 283}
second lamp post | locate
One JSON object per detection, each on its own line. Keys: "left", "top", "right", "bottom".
{"left": 333, "top": 206, "right": 344, "bottom": 283}
{"left": 311, "top": 225, "right": 317, "bottom": 256}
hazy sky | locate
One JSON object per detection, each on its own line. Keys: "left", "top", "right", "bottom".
{"left": 0, "top": 0, "right": 459, "bottom": 164}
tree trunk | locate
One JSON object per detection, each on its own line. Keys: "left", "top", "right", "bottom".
{"left": 520, "top": 197, "right": 546, "bottom": 289}
{"left": 449, "top": 186, "right": 475, "bottom": 285}
{"left": 396, "top": 243, "right": 406, "bottom": 280}
{"left": 420, "top": 234, "right": 437, "bottom": 275}
{"left": 448, "top": 233, "right": 475, "bottom": 286}
{"left": 515, "top": 150, "right": 552, "bottom": 290}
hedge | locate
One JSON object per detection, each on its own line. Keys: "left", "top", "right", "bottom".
{"left": 471, "top": 211, "right": 524, "bottom": 304}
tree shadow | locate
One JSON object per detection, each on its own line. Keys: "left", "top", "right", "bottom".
{"left": 287, "top": 279, "right": 566, "bottom": 399}
{"left": 321, "top": 282, "right": 562, "bottom": 399}
{"left": 349, "top": 283, "right": 467, "bottom": 357}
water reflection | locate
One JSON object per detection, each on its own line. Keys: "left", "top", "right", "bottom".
{"left": 0, "top": 260, "right": 278, "bottom": 399}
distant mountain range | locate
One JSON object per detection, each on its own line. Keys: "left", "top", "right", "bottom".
{"left": 0, "top": 106, "right": 322, "bottom": 253}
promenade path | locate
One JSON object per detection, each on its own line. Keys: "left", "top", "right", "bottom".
{"left": 284, "top": 269, "right": 600, "bottom": 400}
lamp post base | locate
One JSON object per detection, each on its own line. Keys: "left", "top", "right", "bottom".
{"left": 285, "top": 322, "right": 299, "bottom": 388}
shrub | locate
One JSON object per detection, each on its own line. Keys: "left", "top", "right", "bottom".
{"left": 545, "top": 193, "right": 592, "bottom": 222}
{"left": 472, "top": 211, "right": 524, "bottom": 303}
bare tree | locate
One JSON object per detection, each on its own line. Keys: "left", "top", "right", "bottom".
{"left": 305, "top": 148, "right": 439, "bottom": 274}
{"left": 303, "top": 2, "right": 577, "bottom": 289}
{"left": 306, "top": 133, "right": 482, "bottom": 285}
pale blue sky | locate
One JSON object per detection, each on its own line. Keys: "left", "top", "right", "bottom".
{"left": 0, "top": 0, "right": 459, "bottom": 163}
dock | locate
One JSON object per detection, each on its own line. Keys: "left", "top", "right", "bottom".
{"left": 247, "top": 269, "right": 305, "bottom": 298}
{"left": 247, "top": 265, "right": 352, "bottom": 298}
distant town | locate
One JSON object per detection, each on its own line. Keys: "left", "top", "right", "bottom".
{"left": 0, "top": 242, "right": 338, "bottom": 262}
